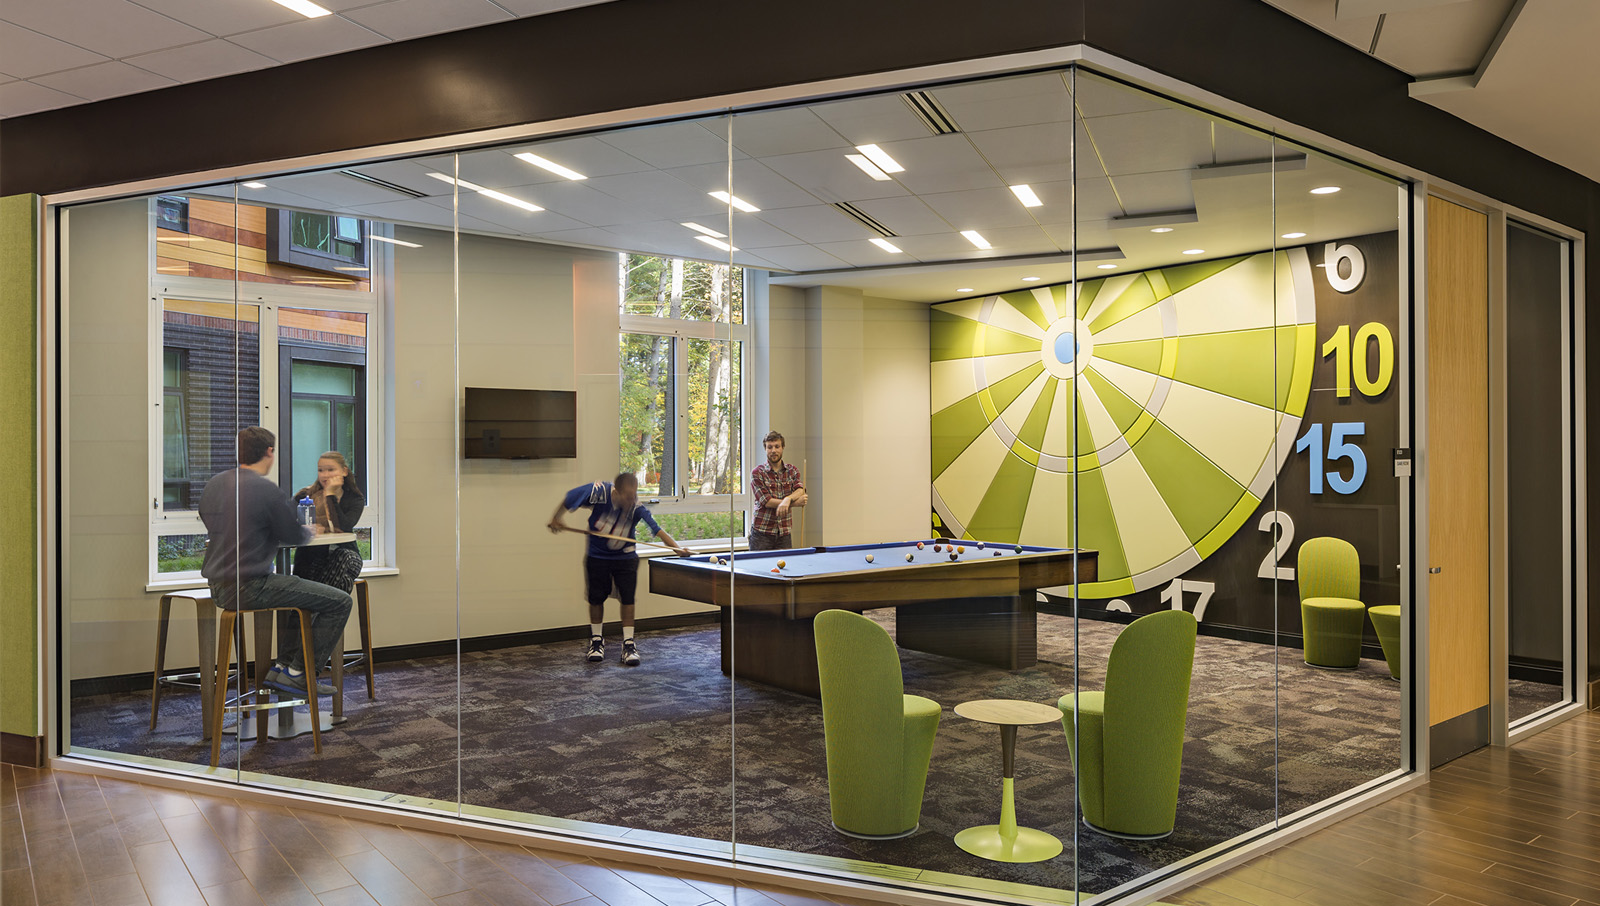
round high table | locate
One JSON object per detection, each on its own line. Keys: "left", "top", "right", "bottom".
{"left": 953, "top": 698, "right": 1064, "bottom": 863}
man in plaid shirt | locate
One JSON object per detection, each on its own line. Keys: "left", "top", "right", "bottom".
{"left": 749, "top": 430, "right": 806, "bottom": 550}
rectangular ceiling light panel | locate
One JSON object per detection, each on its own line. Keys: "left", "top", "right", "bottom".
{"left": 515, "top": 152, "right": 587, "bottom": 180}
{"left": 709, "top": 191, "right": 760, "bottom": 213}
{"left": 854, "top": 144, "right": 905, "bottom": 174}
{"left": 270, "top": 0, "right": 332, "bottom": 18}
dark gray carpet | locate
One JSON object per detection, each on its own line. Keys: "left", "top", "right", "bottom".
{"left": 72, "top": 612, "right": 1535, "bottom": 894}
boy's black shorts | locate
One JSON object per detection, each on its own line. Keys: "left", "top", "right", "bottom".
{"left": 584, "top": 557, "right": 638, "bottom": 607}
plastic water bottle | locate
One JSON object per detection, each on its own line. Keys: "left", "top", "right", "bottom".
{"left": 298, "top": 496, "right": 315, "bottom": 526}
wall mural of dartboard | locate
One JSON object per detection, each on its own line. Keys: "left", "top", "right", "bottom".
{"left": 930, "top": 249, "right": 1318, "bottom": 600}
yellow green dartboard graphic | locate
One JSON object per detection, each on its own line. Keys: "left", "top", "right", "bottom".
{"left": 930, "top": 249, "right": 1318, "bottom": 599}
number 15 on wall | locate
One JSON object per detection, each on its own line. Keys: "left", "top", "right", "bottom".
{"left": 1295, "top": 422, "right": 1367, "bottom": 494}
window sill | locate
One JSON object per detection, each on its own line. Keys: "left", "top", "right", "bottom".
{"left": 145, "top": 565, "right": 400, "bottom": 593}
{"left": 641, "top": 539, "right": 748, "bottom": 560}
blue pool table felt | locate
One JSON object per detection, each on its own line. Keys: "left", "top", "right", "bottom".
{"left": 671, "top": 540, "right": 1071, "bottom": 579}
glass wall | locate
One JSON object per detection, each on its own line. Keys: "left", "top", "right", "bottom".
{"left": 61, "top": 63, "right": 1420, "bottom": 903}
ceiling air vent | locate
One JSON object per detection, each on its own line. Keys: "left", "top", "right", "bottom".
{"left": 903, "top": 91, "right": 960, "bottom": 136}
{"left": 340, "top": 169, "right": 428, "bottom": 198}
{"left": 831, "top": 202, "right": 897, "bottom": 238}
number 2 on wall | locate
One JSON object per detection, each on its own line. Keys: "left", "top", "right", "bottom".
{"left": 1160, "top": 578, "right": 1215, "bottom": 623}
{"left": 1257, "top": 510, "right": 1295, "bottom": 580}
{"left": 1295, "top": 422, "right": 1367, "bottom": 494}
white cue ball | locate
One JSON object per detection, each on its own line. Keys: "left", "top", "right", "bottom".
{"left": 865, "top": 554, "right": 874, "bottom": 563}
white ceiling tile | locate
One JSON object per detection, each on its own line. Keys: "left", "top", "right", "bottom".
{"left": 255, "top": 170, "right": 424, "bottom": 208}
{"left": 758, "top": 147, "right": 911, "bottom": 204}
{"left": 810, "top": 238, "right": 921, "bottom": 269}
{"left": 345, "top": 159, "right": 455, "bottom": 197}
{"left": 847, "top": 196, "right": 950, "bottom": 237}
{"left": 730, "top": 107, "right": 850, "bottom": 157}
{"left": 1072, "top": 73, "right": 1179, "bottom": 119}
{"left": 0, "top": 79, "right": 85, "bottom": 116}
{"left": 492, "top": 0, "right": 617, "bottom": 15}
{"left": 522, "top": 181, "right": 660, "bottom": 227}
{"left": 501, "top": 135, "right": 653, "bottom": 180}
{"left": 455, "top": 149, "right": 550, "bottom": 190}
{"left": 527, "top": 226, "right": 628, "bottom": 250}
{"left": 598, "top": 119, "right": 732, "bottom": 170}
{"left": 872, "top": 134, "right": 1003, "bottom": 195}
{"left": 341, "top": 0, "right": 512, "bottom": 42}
{"left": 124, "top": 0, "right": 301, "bottom": 37}
{"left": 0, "top": 20, "right": 110, "bottom": 79}
{"left": 756, "top": 205, "right": 876, "bottom": 245}
{"left": 0, "top": 0, "right": 208, "bottom": 58}
{"left": 920, "top": 186, "right": 1042, "bottom": 232}
{"left": 931, "top": 72, "right": 1074, "bottom": 132}
{"left": 809, "top": 93, "right": 932, "bottom": 144}
{"left": 229, "top": 15, "right": 388, "bottom": 64}
{"left": 965, "top": 122, "right": 1075, "bottom": 185}
{"left": 724, "top": 213, "right": 802, "bottom": 249}
{"left": 1110, "top": 170, "right": 1199, "bottom": 216}
{"left": 1080, "top": 108, "right": 1215, "bottom": 177}
{"left": 451, "top": 188, "right": 587, "bottom": 233}
{"left": 742, "top": 244, "right": 850, "bottom": 272}
{"left": 583, "top": 170, "right": 726, "bottom": 220}
{"left": 32, "top": 60, "right": 176, "bottom": 101}
{"left": 123, "top": 38, "right": 278, "bottom": 81}
{"left": 666, "top": 159, "right": 818, "bottom": 211}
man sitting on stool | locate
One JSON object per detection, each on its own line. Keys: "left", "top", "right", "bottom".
{"left": 200, "top": 426, "right": 353, "bottom": 696}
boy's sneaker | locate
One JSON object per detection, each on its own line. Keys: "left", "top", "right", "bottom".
{"left": 586, "top": 636, "right": 605, "bottom": 662}
{"left": 261, "top": 665, "right": 334, "bottom": 696}
{"left": 621, "top": 639, "right": 640, "bottom": 667}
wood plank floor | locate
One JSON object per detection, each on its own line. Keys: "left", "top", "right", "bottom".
{"left": 3, "top": 711, "right": 1597, "bottom": 906}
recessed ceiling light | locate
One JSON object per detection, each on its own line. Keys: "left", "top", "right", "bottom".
{"left": 682, "top": 222, "right": 727, "bottom": 239}
{"left": 369, "top": 235, "right": 422, "bottom": 249}
{"left": 242, "top": 182, "right": 267, "bottom": 189}
{"left": 854, "top": 144, "right": 904, "bottom": 174}
{"left": 514, "top": 152, "right": 586, "bottom": 181}
{"left": 709, "top": 191, "right": 759, "bottom": 213}
{"left": 846, "top": 154, "right": 892, "bottom": 181}
{"left": 269, "top": 0, "right": 330, "bottom": 18}
{"left": 1310, "top": 186, "right": 1341, "bottom": 195}
{"left": 957, "top": 288, "right": 975, "bottom": 293}
{"left": 1182, "top": 249, "right": 1205, "bottom": 255}
{"left": 1009, "top": 185, "right": 1043, "bottom": 208}
{"left": 427, "top": 172, "right": 543, "bottom": 212}
{"left": 869, "top": 238, "right": 903, "bottom": 253}
{"left": 1097, "top": 264, "right": 1118, "bottom": 270}
{"left": 695, "top": 235, "right": 739, "bottom": 252}
{"left": 1281, "top": 232, "right": 1307, "bottom": 239}
{"left": 1150, "top": 227, "right": 1173, "bottom": 234}
{"left": 960, "top": 230, "right": 991, "bottom": 250}
{"left": 1021, "top": 276, "right": 1040, "bottom": 282}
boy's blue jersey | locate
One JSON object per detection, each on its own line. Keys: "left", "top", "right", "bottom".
{"left": 563, "top": 481, "right": 661, "bottom": 560}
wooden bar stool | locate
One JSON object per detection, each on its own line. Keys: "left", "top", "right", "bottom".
{"left": 208, "top": 604, "right": 324, "bottom": 767}
{"left": 150, "top": 588, "right": 239, "bottom": 738}
{"left": 346, "top": 578, "right": 377, "bottom": 700}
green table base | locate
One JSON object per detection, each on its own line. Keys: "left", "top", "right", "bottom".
{"left": 955, "top": 777, "right": 1063, "bottom": 863}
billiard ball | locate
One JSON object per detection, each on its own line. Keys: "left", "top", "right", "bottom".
{"left": 905, "top": 553, "right": 914, "bottom": 562}
{"left": 957, "top": 545, "right": 965, "bottom": 554}
{"left": 933, "top": 544, "right": 942, "bottom": 553}
{"left": 1014, "top": 545, "right": 1023, "bottom": 553}
{"left": 949, "top": 552, "right": 957, "bottom": 561}
{"left": 865, "top": 554, "right": 874, "bottom": 563}
{"left": 916, "top": 541, "right": 924, "bottom": 550}
{"left": 777, "top": 559, "right": 786, "bottom": 568}
{"left": 977, "top": 541, "right": 986, "bottom": 549}
{"left": 993, "top": 550, "right": 1002, "bottom": 556}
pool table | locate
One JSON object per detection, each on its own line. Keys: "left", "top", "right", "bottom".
{"left": 648, "top": 540, "right": 1096, "bottom": 696}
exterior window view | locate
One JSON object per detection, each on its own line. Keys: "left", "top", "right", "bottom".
{"left": 1, "top": 4, "right": 1593, "bottom": 906}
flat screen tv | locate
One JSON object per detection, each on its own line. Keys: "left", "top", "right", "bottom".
{"left": 464, "top": 388, "right": 577, "bottom": 459}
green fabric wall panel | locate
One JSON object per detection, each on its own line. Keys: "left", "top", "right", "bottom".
{"left": 0, "top": 194, "right": 39, "bottom": 739}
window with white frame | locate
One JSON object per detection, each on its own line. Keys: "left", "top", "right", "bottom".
{"left": 619, "top": 253, "right": 748, "bottom": 544}
{"left": 149, "top": 197, "right": 387, "bottom": 580}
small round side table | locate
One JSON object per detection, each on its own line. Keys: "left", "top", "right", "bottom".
{"left": 953, "top": 698, "right": 1064, "bottom": 863}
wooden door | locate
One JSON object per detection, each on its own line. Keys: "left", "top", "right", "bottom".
{"left": 1425, "top": 195, "right": 1490, "bottom": 765}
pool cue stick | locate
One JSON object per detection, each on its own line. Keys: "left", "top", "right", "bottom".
{"left": 556, "top": 523, "right": 683, "bottom": 553}
{"left": 799, "top": 458, "right": 807, "bottom": 545}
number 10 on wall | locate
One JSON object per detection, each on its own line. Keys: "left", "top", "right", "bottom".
{"left": 1295, "top": 422, "right": 1367, "bottom": 494}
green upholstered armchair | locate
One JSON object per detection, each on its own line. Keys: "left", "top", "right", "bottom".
{"left": 814, "top": 609, "right": 941, "bottom": 839}
{"left": 1059, "top": 609, "right": 1197, "bottom": 839}
{"left": 1297, "top": 536, "right": 1367, "bottom": 668}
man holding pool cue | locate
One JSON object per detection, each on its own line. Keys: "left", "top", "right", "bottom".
{"left": 750, "top": 430, "right": 806, "bottom": 551}
{"left": 549, "top": 472, "right": 689, "bottom": 666}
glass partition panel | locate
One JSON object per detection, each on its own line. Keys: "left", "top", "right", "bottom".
{"left": 451, "top": 118, "right": 738, "bottom": 855}
{"left": 1506, "top": 221, "right": 1572, "bottom": 723}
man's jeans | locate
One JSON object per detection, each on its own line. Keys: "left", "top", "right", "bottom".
{"left": 748, "top": 530, "right": 792, "bottom": 551}
{"left": 211, "top": 573, "right": 353, "bottom": 674}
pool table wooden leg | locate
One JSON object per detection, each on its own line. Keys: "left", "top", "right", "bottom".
{"left": 897, "top": 594, "right": 1037, "bottom": 669}
{"left": 720, "top": 607, "right": 825, "bottom": 697}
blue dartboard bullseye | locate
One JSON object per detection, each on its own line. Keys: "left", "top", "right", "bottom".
{"left": 1054, "top": 333, "right": 1078, "bottom": 365}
